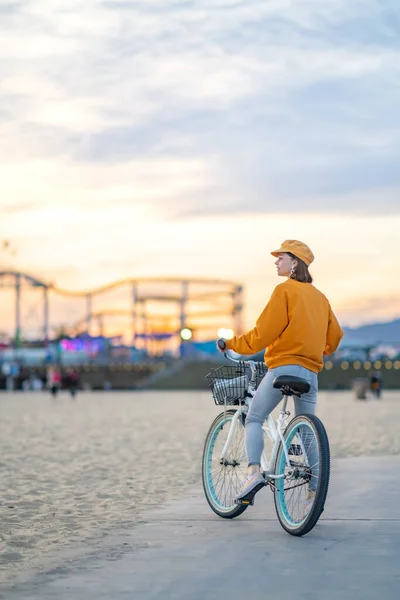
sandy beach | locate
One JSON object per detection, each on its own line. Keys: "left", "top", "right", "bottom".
{"left": 1, "top": 389, "right": 400, "bottom": 589}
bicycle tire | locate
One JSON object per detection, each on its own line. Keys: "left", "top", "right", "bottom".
{"left": 202, "top": 409, "right": 248, "bottom": 519}
{"left": 273, "top": 413, "right": 330, "bottom": 536}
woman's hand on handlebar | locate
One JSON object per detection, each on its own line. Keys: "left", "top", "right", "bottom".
{"left": 216, "top": 338, "right": 227, "bottom": 353}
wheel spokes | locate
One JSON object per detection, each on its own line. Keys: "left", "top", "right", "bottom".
{"left": 206, "top": 416, "right": 247, "bottom": 509}
{"left": 278, "top": 423, "right": 320, "bottom": 524}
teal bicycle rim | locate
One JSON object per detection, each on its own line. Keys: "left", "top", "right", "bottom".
{"left": 276, "top": 420, "right": 319, "bottom": 527}
{"left": 204, "top": 414, "right": 246, "bottom": 512}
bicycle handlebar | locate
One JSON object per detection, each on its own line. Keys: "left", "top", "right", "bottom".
{"left": 217, "top": 338, "right": 264, "bottom": 380}
{"left": 217, "top": 338, "right": 227, "bottom": 351}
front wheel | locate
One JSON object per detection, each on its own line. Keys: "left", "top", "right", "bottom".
{"left": 273, "top": 413, "right": 330, "bottom": 536}
{"left": 202, "top": 409, "right": 248, "bottom": 518}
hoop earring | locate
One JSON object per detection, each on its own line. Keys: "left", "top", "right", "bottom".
{"left": 290, "top": 264, "right": 296, "bottom": 277}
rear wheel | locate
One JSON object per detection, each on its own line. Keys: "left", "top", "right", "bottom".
{"left": 202, "top": 409, "right": 248, "bottom": 518}
{"left": 273, "top": 413, "right": 330, "bottom": 536}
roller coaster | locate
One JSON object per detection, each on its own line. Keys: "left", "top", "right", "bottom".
{"left": 0, "top": 271, "right": 244, "bottom": 349}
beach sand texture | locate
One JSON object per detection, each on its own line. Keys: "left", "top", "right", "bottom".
{"left": 1, "top": 389, "right": 400, "bottom": 588}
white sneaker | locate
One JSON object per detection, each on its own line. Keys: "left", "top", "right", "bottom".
{"left": 236, "top": 472, "right": 265, "bottom": 502}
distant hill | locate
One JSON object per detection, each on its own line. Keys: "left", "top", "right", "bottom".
{"left": 342, "top": 319, "right": 400, "bottom": 346}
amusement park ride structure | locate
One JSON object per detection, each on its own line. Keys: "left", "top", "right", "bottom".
{"left": 0, "top": 271, "right": 244, "bottom": 349}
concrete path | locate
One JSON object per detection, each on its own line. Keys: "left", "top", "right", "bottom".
{"left": 5, "top": 456, "right": 400, "bottom": 600}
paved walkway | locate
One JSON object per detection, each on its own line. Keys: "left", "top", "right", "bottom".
{"left": 5, "top": 456, "right": 400, "bottom": 600}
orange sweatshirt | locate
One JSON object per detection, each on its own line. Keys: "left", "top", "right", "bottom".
{"left": 225, "top": 279, "right": 343, "bottom": 373}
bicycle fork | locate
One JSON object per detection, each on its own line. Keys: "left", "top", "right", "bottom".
{"left": 219, "top": 408, "right": 244, "bottom": 463}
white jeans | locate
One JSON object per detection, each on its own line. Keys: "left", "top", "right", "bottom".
{"left": 245, "top": 364, "right": 318, "bottom": 467}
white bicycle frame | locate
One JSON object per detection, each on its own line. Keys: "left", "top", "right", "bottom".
{"left": 219, "top": 352, "right": 308, "bottom": 479}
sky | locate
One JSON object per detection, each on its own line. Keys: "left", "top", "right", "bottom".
{"left": 1, "top": 0, "right": 400, "bottom": 337}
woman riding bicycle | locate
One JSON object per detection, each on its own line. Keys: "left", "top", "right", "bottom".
{"left": 217, "top": 240, "right": 343, "bottom": 506}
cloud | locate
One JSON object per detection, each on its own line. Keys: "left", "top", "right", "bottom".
{"left": 1, "top": 202, "right": 37, "bottom": 214}
{"left": 1, "top": 0, "right": 400, "bottom": 216}
{"left": 337, "top": 295, "right": 400, "bottom": 327}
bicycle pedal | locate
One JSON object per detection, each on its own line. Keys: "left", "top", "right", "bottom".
{"left": 234, "top": 481, "right": 265, "bottom": 506}
{"left": 235, "top": 497, "right": 255, "bottom": 506}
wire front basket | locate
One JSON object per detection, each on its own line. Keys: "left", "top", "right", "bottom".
{"left": 206, "top": 362, "right": 268, "bottom": 406}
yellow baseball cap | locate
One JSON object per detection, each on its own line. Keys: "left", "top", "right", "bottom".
{"left": 271, "top": 240, "right": 314, "bottom": 266}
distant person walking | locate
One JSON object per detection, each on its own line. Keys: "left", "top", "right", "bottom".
{"left": 47, "top": 365, "right": 61, "bottom": 398}
{"left": 369, "top": 369, "right": 383, "bottom": 399}
{"left": 217, "top": 240, "right": 343, "bottom": 508}
{"left": 65, "top": 367, "right": 79, "bottom": 399}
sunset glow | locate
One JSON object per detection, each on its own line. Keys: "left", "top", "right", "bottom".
{"left": 1, "top": 1, "right": 399, "bottom": 337}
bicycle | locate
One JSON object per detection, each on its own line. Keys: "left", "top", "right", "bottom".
{"left": 202, "top": 346, "right": 330, "bottom": 536}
